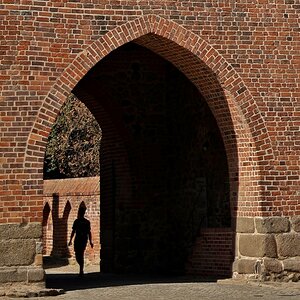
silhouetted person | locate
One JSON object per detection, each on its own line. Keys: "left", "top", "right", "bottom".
{"left": 68, "top": 206, "right": 93, "bottom": 277}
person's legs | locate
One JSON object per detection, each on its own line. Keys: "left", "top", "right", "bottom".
{"left": 75, "top": 249, "right": 84, "bottom": 276}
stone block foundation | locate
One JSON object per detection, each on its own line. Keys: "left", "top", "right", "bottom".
{"left": 234, "top": 217, "right": 300, "bottom": 282}
{"left": 0, "top": 223, "right": 44, "bottom": 285}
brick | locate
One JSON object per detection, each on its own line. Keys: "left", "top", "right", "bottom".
{"left": 0, "top": 0, "right": 299, "bottom": 284}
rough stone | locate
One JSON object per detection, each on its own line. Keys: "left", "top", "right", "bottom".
{"left": 255, "top": 217, "right": 290, "bottom": 234}
{"left": 235, "top": 259, "right": 256, "bottom": 274}
{"left": 27, "top": 292, "right": 39, "bottom": 297}
{"left": 35, "top": 254, "right": 43, "bottom": 266}
{"left": 236, "top": 218, "right": 255, "bottom": 233}
{"left": 239, "top": 234, "right": 277, "bottom": 258}
{"left": 263, "top": 258, "right": 283, "bottom": 273}
{"left": 276, "top": 233, "right": 300, "bottom": 257}
{"left": 283, "top": 258, "right": 300, "bottom": 272}
{"left": 36, "top": 242, "right": 43, "bottom": 254}
{"left": 0, "top": 240, "right": 35, "bottom": 266}
{"left": 291, "top": 217, "right": 300, "bottom": 232}
{"left": 0, "top": 267, "right": 27, "bottom": 283}
{"left": 0, "top": 223, "right": 42, "bottom": 240}
{"left": 28, "top": 268, "right": 45, "bottom": 282}
{"left": 7, "top": 291, "right": 28, "bottom": 298}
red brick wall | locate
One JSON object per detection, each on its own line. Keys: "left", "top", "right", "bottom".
{"left": 1, "top": 2, "right": 299, "bottom": 223}
{"left": 0, "top": 0, "right": 299, "bottom": 279}
{"left": 43, "top": 177, "right": 100, "bottom": 264}
{"left": 186, "top": 229, "right": 234, "bottom": 278}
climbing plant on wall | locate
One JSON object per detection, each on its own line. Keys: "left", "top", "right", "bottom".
{"left": 44, "top": 94, "right": 101, "bottom": 179}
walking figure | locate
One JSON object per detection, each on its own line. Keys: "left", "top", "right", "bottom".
{"left": 68, "top": 206, "right": 93, "bottom": 277}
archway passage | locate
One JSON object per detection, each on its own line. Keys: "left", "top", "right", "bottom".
{"left": 73, "top": 42, "right": 232, "bottom": 276}
{"left": 42, "top": 178, "right": 101, "bottom": 267}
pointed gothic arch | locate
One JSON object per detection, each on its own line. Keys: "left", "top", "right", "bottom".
{"left": 24, "top": 15, "right": 273, "bottom": 215}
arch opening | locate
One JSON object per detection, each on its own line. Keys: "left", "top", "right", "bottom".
{"left": 72, "top": 41, "right": 234, "bottom": 277}
{"left": 16, "top": 14, "right": 273, "bottom": 283}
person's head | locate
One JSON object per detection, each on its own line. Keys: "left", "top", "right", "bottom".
{"left": 78, "top": 206, "right": 86, "bottom": 218}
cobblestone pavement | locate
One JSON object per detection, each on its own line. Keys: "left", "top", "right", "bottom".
{"left": 3, "top": 265, "right": 300, "bottom": 299}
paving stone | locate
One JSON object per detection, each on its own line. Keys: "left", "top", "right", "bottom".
{"left": 3, "top": 265, "right": 300, "bottom": 300}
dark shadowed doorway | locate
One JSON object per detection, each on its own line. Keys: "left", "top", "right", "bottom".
{"left": 72, "top": 42, "right": 232, "bottom": 277}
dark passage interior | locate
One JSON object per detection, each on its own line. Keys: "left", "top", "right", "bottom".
{"left": 73, "top": 42, "right": 231, "bottom": 276}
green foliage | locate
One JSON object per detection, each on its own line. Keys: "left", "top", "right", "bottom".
{"left": 44, "top": 94, "right": 101, "bottom": 179}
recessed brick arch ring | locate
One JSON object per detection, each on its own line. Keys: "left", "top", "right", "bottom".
{"left": 25, "top": 14, "right": 274, "bottom": 209}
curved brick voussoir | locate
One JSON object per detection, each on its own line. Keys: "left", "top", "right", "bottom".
{"left": 24, "top": 14, "right": 271, "bottom": 221}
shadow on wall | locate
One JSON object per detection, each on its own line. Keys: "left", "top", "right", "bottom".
{"left": 42, "top": 194, "right": 71, "bottom": 260}
{"left": 43, "top": 177, "right": 101, "bottom": 268}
